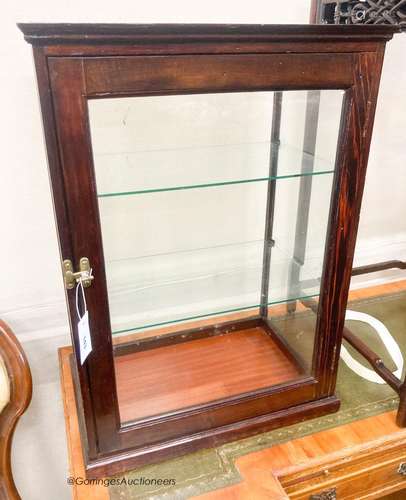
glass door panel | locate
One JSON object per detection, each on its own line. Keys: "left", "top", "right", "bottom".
{"left": 88, "top": 89, "right": 344, "bottom": 423}
{"left": 97, "top": 183, "right": 267, "bottom": 334}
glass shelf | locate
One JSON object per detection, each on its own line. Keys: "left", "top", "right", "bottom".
{"left": 95, "top": 142, "right": 334, "bottom": 198}
{"left": 106, "top": 239, "right": 323, "bottom": 336}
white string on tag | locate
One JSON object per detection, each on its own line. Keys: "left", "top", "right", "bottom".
{"left": 75, "top": 278, "right": 87, "bottom": 320}
{"left": 75, "top": 268, "right": 92, "bottom": 320}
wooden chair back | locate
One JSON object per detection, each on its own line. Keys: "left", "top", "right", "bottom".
{"left": 0, "top": 321, "right": 32, "bottom": 500}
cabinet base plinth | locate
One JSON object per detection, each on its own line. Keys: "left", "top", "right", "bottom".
{"left": 83, "top": 395, "right": 339, "bottom": 479}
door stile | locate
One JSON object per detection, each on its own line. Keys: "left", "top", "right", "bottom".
{"left": 32, "top": 48, "right": 100, "bottom": 458}
{"left": 313, "top": 49, "right": 387, "bottom": 397}
{"left": 48, "top": 57, "right": 121, "bottom": 454}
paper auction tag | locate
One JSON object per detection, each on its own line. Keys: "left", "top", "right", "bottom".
{"left": 76, "top": 279, "right": 92, "bottom": 365}
{"left": 78, "top": 310, "right": 92, "bottom": 365}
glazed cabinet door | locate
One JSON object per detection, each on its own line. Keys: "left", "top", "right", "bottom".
{"left": 89, "top": 89, "right": 342, "bottom": 422}
{"left": 47, "top": 51, "right": 382, "bottom": 458}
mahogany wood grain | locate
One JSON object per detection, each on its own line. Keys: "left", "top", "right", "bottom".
{"left": 0, "top": 321, "right": 32, "bottom": 500}
{"left": 41, "top": 41, "right": 383, "bottom": 57}
{"left": 81, "top": 54, "right": 353, "bottom": 97}
{"left": 20, "top": 23, "right": 397, "bottom": 478}
{"left": 32, "top": 49, "right": 100, "bottom": 460}
{"left": 343, "top": 327, "right": 402, "bottom": 392}
{"left": 352, "top": 260, "right": 406, "bottom": 276}
{"left": 313, "top": 48, "right": 387, "bottom": 398}
{"left": 18, "top": 23, "right": 396, "bottom": 45}
{"left": 397, "top": 379, "right": 406, "bottom": 427}
{"left": 115, "top": 327, "right": 302, "bottom": 422}
{"left": 49, "top": 58, "right": 121, "bottom": 455}
{"left": 114, "top": 380, "right": 318, "bottom": 455}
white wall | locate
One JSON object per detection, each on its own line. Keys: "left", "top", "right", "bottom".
{"left": 2, "top": 0, "right": 406, "bottom": 343}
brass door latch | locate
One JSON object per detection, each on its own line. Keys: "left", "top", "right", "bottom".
{"left": 63, "top": 257, "right": 94, "bottom": 289}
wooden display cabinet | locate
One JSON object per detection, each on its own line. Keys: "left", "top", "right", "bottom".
{"left": 19, "top": 23, "right": 396, "bottom": 478}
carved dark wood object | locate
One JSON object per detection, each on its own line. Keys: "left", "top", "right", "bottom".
{"left": 313, "top": 0, "right": 406, "bottom": 29}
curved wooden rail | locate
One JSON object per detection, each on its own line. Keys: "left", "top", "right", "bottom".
{"left": 0, "top": 320, "right": 32, "bottom": 500}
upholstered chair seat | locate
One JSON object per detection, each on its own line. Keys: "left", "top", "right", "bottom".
{"left": 0, "top": 356, "right": 10, "bottom": 414}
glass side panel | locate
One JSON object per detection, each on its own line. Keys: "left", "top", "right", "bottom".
{"left": 266, "top": 172, "right": 335, "bottom": 372}
{"left": 88, "top": 89, "right": 344, "bottom": 423}
{"left": 264, "top": 90, "right": 343, "bottom": 372}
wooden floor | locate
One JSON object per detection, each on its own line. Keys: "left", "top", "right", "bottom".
{"left": 60, "top": 279, "right": 406, "bottom": 499}
{"left": 115, "top": 327, "right": 301, "bottom": 422}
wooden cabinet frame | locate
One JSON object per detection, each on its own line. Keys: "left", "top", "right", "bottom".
{"left": 19, "top": 23, "right": 396, "bottom": 478}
